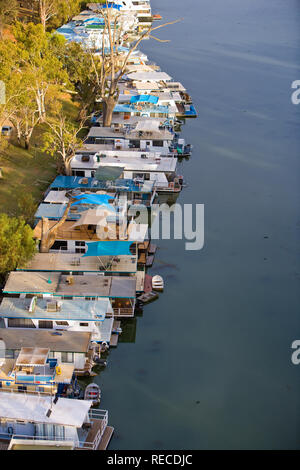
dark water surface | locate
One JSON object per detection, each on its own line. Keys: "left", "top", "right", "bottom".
{"left": 95, "top": 0, "right": 300, "bottom": 449}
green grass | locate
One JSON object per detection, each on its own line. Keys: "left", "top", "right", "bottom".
{"left": 0, "top": 96, "right": 80, "bottom": 217}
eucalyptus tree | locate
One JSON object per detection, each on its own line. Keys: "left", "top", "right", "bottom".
{"left": 87, "top": 2, "right": 179, "bottom": 126}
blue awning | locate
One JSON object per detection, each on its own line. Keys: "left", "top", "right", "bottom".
{"left": 130, "top": 95, "right": 159, "bottom": 104}
{"left": 83, "top": 241, "right": 133, "bottom": 257}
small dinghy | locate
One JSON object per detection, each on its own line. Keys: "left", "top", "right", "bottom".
{"left": 84, "top": 383, "right": 101, "bottom": 406}
{"left": 152, "top": 275, "right": 164, "bottom": 291}
{"left": 137, "top": 291, "right": 159, "bottom": 304}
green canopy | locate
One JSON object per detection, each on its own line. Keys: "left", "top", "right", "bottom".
{"left": 95, "top": 166, "right": 124, "bottom": 182}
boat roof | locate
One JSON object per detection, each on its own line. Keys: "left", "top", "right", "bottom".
{"left": 44, "top": 191, "right": 69, "bottom": 204}
{"left": 3, "top": 272, "right": 137, "bottom": 298}
{"left": 127, "top": 71, "right": 172, "bottom": 81}
{"left": 18, "top": 252, "right": 138, "bottom": 274}
{"left": 49, "top": 176, "right": 154, "bottom": 193}
{"left": 56, "top": 274, "right": 136, "bottom": 298}
{"left": 0, "top": 328, "right": 91, "bottom": 353}
{"left": 33, "top": 219, "right": 147, "bottom": 243}
{"left": 97, "top": 317, "right": 114, "bottom": 342}
{"left": 3, "top": 271, "right": 61, "bottom": 295}
{"left": 16, "top": 347, "right": 49, "bottom": 366}
{"left": 71, "top": 154, "right": 177, "bottom": 172}
{"left": 86, "top": 125, "right": 173, "bottom": 140}
{"left": 0, "top": 297, "right": 112, "bottom": 321}
{"left": 113, "top": 103, "right": 170, "bottom": 114}
{"left": 0, "top": 392, "right": 92, "bottom": 427}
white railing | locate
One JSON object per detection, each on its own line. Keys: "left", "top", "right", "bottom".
{"left": 0, "top": 410, "right": 109, "bottom": 450}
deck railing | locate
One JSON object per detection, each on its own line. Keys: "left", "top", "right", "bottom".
{"left": 111, "top": 307, "right": 134, "bottom": 317}
{"left": 0, "top": 410, "right": 109, "bottom": 450}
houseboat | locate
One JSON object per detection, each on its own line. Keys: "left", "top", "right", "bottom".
{"left": 0, "top": 296, "right": 117, "bottom": 346}
{"left": 0, "top": 328, "right": 100, "bottom": 377}
{"left": 0, "top": 391, "right": 113, "bottom": 450}
{"left": 2, "top": 271, "right": 137, "bottom": 319}
{"left": 0, "top": 347, "right": 78, "bottom": 397}
{"left": 70, "top": 153, "right": 182, "bottom": 193}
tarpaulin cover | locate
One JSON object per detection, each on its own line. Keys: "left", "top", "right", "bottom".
{"left": 95, "top": 166, "right": 124, "bottom": 181}
{"left": 83, "top": 241, "right": 133, "bottom": 257}
{"left": 71, "top": 193, "right": 114, "bottom": 209}
{"left": 130, "top": 95, "right": 159, "bottom": 104}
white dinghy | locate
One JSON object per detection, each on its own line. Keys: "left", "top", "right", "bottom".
{"left": 152, "top": 275, "right": 164, "bottom": 291}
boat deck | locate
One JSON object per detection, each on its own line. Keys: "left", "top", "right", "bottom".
{"left": 136, "top": 270, "right": 145, "bottom": 292}
{"left": 144, "top": 274, "right": 153, "bottom": 293}
{"left": 98, "top": 426, "right": 114, "bottom": 450}
{"left": 78, "top": 419, "right": 114, "bottom": 450}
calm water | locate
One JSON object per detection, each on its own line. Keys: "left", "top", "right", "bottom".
{"left": 93, "top": 0, "right": 300, "bottom": 449}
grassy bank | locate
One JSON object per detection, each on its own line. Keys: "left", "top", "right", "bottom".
{"left": 0, "top": 95, "right": 80, "bottom": 217}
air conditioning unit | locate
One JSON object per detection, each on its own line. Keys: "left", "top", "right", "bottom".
{"left": 47, "top": 301, "right": 59, "bottom": 312}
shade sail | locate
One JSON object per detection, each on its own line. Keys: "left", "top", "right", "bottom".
{"left": 83, "top": 241, "right": 133, "bottom": 257}
{"left": 134, "top": 120, "right": 161, "bottom": 132}
{"left": 71, "top": 208, "right": 115, "bottom": 228}
{"left": 95, "top": 166, "right": 124, "bottom": 181}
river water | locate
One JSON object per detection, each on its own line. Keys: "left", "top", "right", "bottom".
{"left": 92, "top": 0, "right": 300, "bottom": 449}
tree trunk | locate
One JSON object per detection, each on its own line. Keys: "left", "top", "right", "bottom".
{"left": 40, "top": 200, "right": 73, "bottom": 253}
{"left": 24, "top": 135, "right": 30, "bottom": 150}
{"left": 103, "top": 96, "right": 117, "bottom": 127}
{"left": 65, "top": 160, "right": 72, "bottom": 176}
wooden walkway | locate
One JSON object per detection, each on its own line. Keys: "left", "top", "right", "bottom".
{"left": 144, "top": 274, "right": 153, "bottom": 293}
{"left": 97, "top": 426, "right": 114, "bottom": 450}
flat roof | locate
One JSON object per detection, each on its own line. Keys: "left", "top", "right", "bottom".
{"left": 56, "top": 274, "right": 136, "bottom": 298}
{"left": 33, "top": 219, "right": 130, "bottom": 242}
{"left": 97, "top": 317, "right": 114, "bottom": 342}
{"left": 71, "top": 154, "right": 177, "bottom": 173}
{"left": 0, "top": 329, "right": 91, "bottom": 353}
{"left": 127, "top": 71, "right": 172, "bottom": 81}
{"left": 16, "top": 347, "right": 49, "bottom": 366}
{"left": 49, "top": 176, "right": 154, "bottom": 193}
{"left": 0, "top": 392, "right": 92, "bottom": 427}
{"left": 88, "top": 122, "right": 173, "bottom": 140}
{"left": 18, "top": 252, "right": 138, "bottom": 274}
{"left": 0, "top": 297, "right": 111, "bottom": 321}
{"left": 3, "top": 272, "right": 61, "bottom": 295}
{"left": 3, "top": 271, "right": 136, "bottom": 298}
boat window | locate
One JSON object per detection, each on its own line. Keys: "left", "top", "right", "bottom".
{"left": 7, "top": 318, "right": 35, "bottom": 328}
{"left": 38, "top": 320, "right": 53, "bottom": 329}
{"left": 153, "top": 140, "right": 164, "bottom": 147}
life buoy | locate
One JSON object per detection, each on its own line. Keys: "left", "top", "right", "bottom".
{"left": 56, "top": 365, "right": 62, "bottom": 375}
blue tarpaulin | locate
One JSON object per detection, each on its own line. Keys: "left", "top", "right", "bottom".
{"left": 102, "top": 3, "right": 122, "bottom": 10}
{"left": 130, "top": 95, "right": 159, "bottom": 105}
{"left": 83, "top": 241, "right": 133, "bottom": 257}
{"left": 71, "top": 194, "right": 115, "bottom": 210}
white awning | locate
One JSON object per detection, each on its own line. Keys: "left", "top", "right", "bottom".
{"left": 128, "top": 223, "right": 148, "bottom": 242}
{"left": 0, "top": 392, "right": 92, "bottom": 427}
